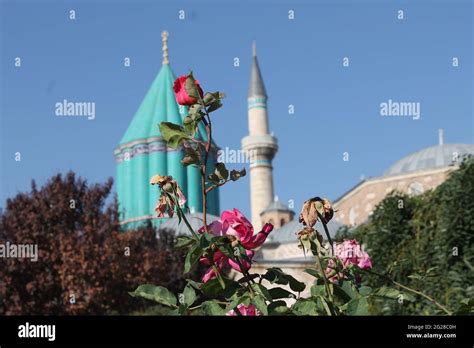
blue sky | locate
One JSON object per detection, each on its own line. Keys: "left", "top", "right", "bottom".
{"left": 1, "top": 0, "right": 473, "bottom": 218}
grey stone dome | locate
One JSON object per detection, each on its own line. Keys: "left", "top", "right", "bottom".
{"left": 260, "top": 199, "right": 294, "bottom": 216}
{"left": 384, "top": 144, "right": 474, "bottom": 176}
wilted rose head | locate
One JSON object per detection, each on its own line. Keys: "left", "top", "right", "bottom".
{"left": 150, "top": 174, "right": 187, "bottom": 217}
{"left": 173, "top": 74, "right": 204, "bottom": 106}
{"left": 299, "top": 197, "right": 335, "bottom": 227}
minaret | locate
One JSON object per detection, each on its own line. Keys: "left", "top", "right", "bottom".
{"left": 242, "top": 42, "right": 278, "bottom": 230}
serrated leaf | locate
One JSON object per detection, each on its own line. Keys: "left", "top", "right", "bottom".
{"left": 175, "top": 236, "right": 195, "bottom": 249}
{"left": 201, "top": 301, "right": 226, "bottom": 315}
{"left": 291, "top": 299, "right": 318, "bottom": 316}
{"left": 129, "top": 284, "right": 177, "bottom": 307}
{"left": 183, "top": 284, "right": 196, "bottom": 307}
{"left": 207, "top": 100, "right": 223, "bottom": 113}
{"left": 251, "top": 283, "right": 273, "bottom": 301}
{"left": 268, "top": 300, "right": 290, "bottom": 315}
{"left": 159, "top": 122, "right": 189, "bottom": 149}
{"left": 310, "top": 284, "right": 326, "bottom": 297}
{"left": 185, "top": 73, "right": 202, "bottom": 100}
{"left": 252, "top": 295, "right": 268, "bottom": 316}
{"left": 269, "top": 287, "right": 295, "bottom": 300}
{"left": 346, "top": 297, "right": 370, "bottom": 315}
{"left": 184, "top": 243, "right": 202, "bottom": 273}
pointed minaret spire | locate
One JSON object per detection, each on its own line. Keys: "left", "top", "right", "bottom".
{"left": 248, "top": 41, "right": 267, "bottom": 98}
{"left": 242, "top": 41, "right": 278, "bottom": 230}
{"left": 161, "top": 31, "right": 169, "bottom": 65}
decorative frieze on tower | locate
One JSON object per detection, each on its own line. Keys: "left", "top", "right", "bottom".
{"left": 242, "top": 42, "right": 278, "bottom": 230}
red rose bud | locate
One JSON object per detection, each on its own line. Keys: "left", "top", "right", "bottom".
{"left": 173, "top": 74, "right": 204, "bottom": 106}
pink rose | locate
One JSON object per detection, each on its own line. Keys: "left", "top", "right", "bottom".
{"left": 199, "top": 209, "right": 273, "bottom": 282}
{"left": 334, "top": 240, "right": 372, "bottom": 270}
{"left": 173, "top": 74, "right": 204, "bottom": 106}
{"left": 226, "top": 304, "right": 258, "bottom": 316}
{"left": 326, "top": 239, "right": 372, "bottom": 282}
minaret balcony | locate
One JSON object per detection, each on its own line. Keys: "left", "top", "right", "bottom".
{"left": 242, "top": 134, "right": 278, "bottom": 158}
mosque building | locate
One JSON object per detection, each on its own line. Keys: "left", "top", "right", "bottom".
{"left": 114, "top": 31, "right": 473, "bottom": 286}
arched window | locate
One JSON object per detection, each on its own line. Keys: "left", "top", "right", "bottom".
{"left": 280, "top": 218, "right": 286, "bottom": 227}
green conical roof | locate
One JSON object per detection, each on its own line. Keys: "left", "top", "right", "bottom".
{"left": 120, "top": 64, "right": 181, "bottom": 144}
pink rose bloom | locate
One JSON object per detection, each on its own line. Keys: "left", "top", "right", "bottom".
{"left": 173, "top": 74, "right": 204, "bottom": 106}
{"left": 334, "top": 239, "right": 372, "bottom": 270}
{"left": 199, "top": 209, "right": 273, "bottom": 282}
{"left": 326, "top": 239, "right": 372, "bottom": 282}
{"left": 226, "top": 304, "right": 258, "bottom": 316}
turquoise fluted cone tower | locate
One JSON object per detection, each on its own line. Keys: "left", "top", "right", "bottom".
{"left": 114, "top": 31, "right": 220, "bottom": 230}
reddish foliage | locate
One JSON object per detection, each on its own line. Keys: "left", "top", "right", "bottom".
{"left": 0, "top": 172, "right": 200, "bottom": 315}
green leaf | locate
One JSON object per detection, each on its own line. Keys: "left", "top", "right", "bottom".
{"left": 316, "top": 296, "right": 334, "bottom": 316}
{"left": 340, "top": 280, "right": 358, "bottom": 299}
{"left": 263, "top": 268, "right": 306, "bottom": 292}
{"left": 407, "top": 274, "right": 423, "bottom": 281}
{"left": 185, "top": 73, "right": 202, "bottom": 100}
{"left": 175, "top": 236, "right": 195, "bottom": 249}
{"left": 228, "top": 293, "right": 251, "bottom": 311}
{"left": 358, "top": 286, "right": 373, "bottom": 296}
{"left": 310, "top": 284, "right": 326, "bottom": 298}
{"left": 214, "top": 162, "right": 229, "bottom": 181}
{"left": 203, "top": 91, "right": 225, "bottom": 106}
{"left": 251, "top": 283, "right": 273, "bottom": 301}
{"left": 346, "top": 297, "right": 370, "bottom": 315}
{"left": 129, "top": 284, "right": 177, "bottom": 307}
{"left": 207, "top": 100, "right": 223, "bottom": 113}
{"left": 183, "top": 116, "right": 198, "bottom": 137}
{"left": 252, "top": 295, "right": 268, "bottom": 316}
{"left": 159, "top": 122, "right": 189, "bottom": 149}
{"left": 269, "top": 287, "right": 295, "bottom": 300}
{"left": 374, "top": 287, "right": 416, "bottom": 303}
{"left": 184, "top": 243, "right": 202, "bottom": 273}
{"left": 183, "top": 285, "right": 196, "bottom": 307}
{"left": 304, "top": 268, "right": 321, "bottom": 279}
{"left": 201, "top": 301, "right": 227, "bottom": 315}
{"left": 268, "top": 300, "right": 290, "bottom": 315}
{"left": 291, "top": 299, "right": 318, "bottom": 316}
{"left": 230, "top": 168, "right": 246, "bottom": 181}
{"left": 185, "top": 279, "right": 202, "bottom": 290}
{"left": 201, "top": 277, "right": 240, "bottom": 298}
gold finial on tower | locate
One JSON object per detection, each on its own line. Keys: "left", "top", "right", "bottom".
{"left": 161, "top": 31, "right": 169, "bottom": 65}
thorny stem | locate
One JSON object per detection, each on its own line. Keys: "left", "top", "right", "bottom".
{"left": 365, "top": 269, "right": 453, "bottom": 315}
{"left": 169, "top": 192, "right": 199, "bottom": 240}
{"left": 206, "top": 179, "right": 231, "bottom": 194}
{"left": 197, "top": 93, "right": 212, "bottom": 233}
{"left": 314, "top": 249, "right": 334, "bottom": 305}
